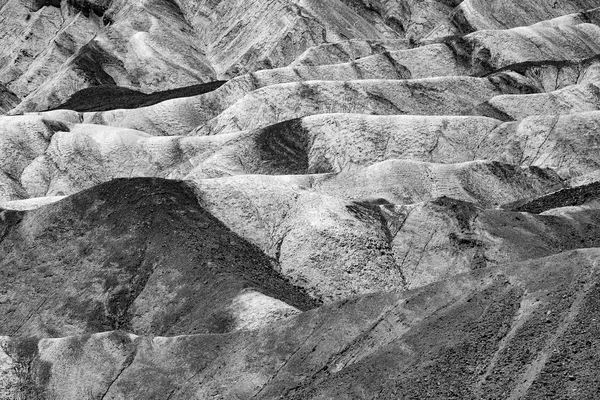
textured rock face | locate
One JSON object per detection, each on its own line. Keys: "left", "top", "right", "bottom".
{"left": 2, "top": 0, "right": 600, "bottom": 399}
{"left": 0, "top": 178, "right": 318, "bottom": 338}
{"left": 3, "top": 250, "right": 600, "bottom": 399}
{"left": 454, "top": 0, "right": 600, "bottom": 32}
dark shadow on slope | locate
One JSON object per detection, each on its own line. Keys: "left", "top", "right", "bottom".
{"left": 65, "top": 0, "right": 111, "bottom": 21}
{"left": 255, "top": 119, "right": 312, "bottom": 174}
{"left": 0, "top": 178, "right": 319, "bottom": 338}
{"left": 503, "top": 181, "right": 600, "bottom": 214}
{"left": 49, "top": 81, "right": 226, "bottom": 112}
{"left": 0, "top": 84, "right": 19, "bottom": 114}
{"left": 466, "top": 102, "right": 515, "bottom": 121}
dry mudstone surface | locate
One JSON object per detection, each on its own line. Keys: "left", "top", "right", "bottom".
{"left": 1, "top": 0, "right": 600, "bottom": 399}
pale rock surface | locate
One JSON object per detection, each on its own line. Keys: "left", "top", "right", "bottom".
{"left": 0, "top": 196, "right": 65, "bottom": 211}
{"left": 196, "top": 0, "right": 400, "bottom": 78}
{"left": 294, "top": 14, "right": 600, "bottom": 78}
{"left": 477, "top": 111, "right": 600, "bottom": 180}
{"left": 291, "top": 38, "right": 411, "bottom": 67}
{"left": 0, "top": 0, "right": 108, "bottom": 108}
{"left": 338, "top": 0, "right": 461, "bottom": 42}
{"left": 487, "top": 80, "right": 600, "bottom": 120}
{"left": 1, "top": 112, "right": 591, "bottom": 204}
{"left": 311, "top": 159, "right": 562, "bottom": 207}
{"left": 464, "top": 22, "right": 600, "bottom": 70}
{"left": 73, "top": 21, "right": 600, "bottom": 137}
{"left": 391, "top": 197, "right": 600, "bottom": 288}
{"left": 37, "top": 331, "right": 138, "bottom": 400}
{"left": 184, "top": 114, "right": 503, "bottom": 179}
{"left": 195, "top": 77, "right": 519, "bottom": 136}
{"left": 300, "top": 113, "right": 502, "bottom": 169}
{"left": 228, "top": 290, "right": 301, "bottom": 331}
{"left": 454, "top": 1, "right": 600, "bottom": 32}
{"left": 0, "top": 112, "right": 77, "bottom": 200}
{"left": 4, "top": 0, "right": 410, "bottom": 114}
{"left": 493, "top": 56, "right": 600, "bottom": 93}
{"left": 17, "top": 124, "right": 239, "bottom": 199}
{"left": 189, "top": 176, "right": 405, "bottom": 301}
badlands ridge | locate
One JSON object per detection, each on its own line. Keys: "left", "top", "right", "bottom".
{"left": 1, "top": 0, "right": 600, "bottom": 398}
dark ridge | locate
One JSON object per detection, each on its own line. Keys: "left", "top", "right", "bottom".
{"left": 0, "top": 178, "right": 320, "bottom": 337}
{"left": 449, "top": 6, "right": 477, "bottom": 35}
{"left": 265, "top": 251, "right": 600, "bottom": 399}
{"left": 145, "top": 0, "right": 187, "bottom": 20}
{"left": 487, "top": 73, "right": 540, "bottom": 94}
{"left": 443, "top": 35, "right": 508, "bottom": 77}
{"left": 381, "top": 51, "right": 412, "bottom": 79}
{"left": 443, "top": 35, "right": 483, "bottom": 74}
{"left": 0, "top": 209, "right": 24, "bottom": 242}
{"left": 484, "top": 161, "right": 522, "bottom": 181}
{"left": 50, "top": 80, "right": 226, "bottom": 112}
{"left": 581, "top": 6, "right": 600, "bottom": 25}
{"left": 2, "top": 336, "right": 52, "bottom": 398}
{"left": 437, "top": 0, "right": 462, "bottom": 6}
{"left": 466, "top": 101, "right": 515, "bottom": 122}
{"left": 431, "top": 196, "right": 480, "bottom": 232}
{"left": 346, "top": 199, "right": 407, "bottom": 247}
{"left": 41, "top": 119, "right": 70, "bottom": 133}
{"left": 385, "top": 16, "right": 405, "bottom": 35}
{"left": 66, "top": 0, "right": 110, "bottom": 20}
{"left": 255, "top": 119, "right": 312, "bottom": 174}
{"left": 337, "top": 0, "right": 406, "bottom": 37}
{"left": 338, "top": 0, "right": 386, "bottom": 21}
{"left": 0, "top": 84, "right": 19, "bottom": 114}
{"left": 503, "top": 182, "right": 600, "bottom": 214}
{"left": 26, "top": 0, "right": 60, "bottom": 11}
{"left": 67, "top": 41, "right": 120, "bottom": 87}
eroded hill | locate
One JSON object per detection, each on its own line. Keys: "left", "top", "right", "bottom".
{"left": 1, "top": 0, "right": 600, "bottom": 399}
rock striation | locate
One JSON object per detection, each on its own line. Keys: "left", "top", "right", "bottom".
{"left": 1, "top": 0, "right": 600, "bottom": 399}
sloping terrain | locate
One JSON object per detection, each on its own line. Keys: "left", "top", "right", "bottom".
{"left": 1, "top": 0, "right": 600, "bottom": 399}
{"left": 0, "top": 178, "right": 318, "bottom": 339}
{"left": 2, "top": 250, "right": 600, "bottom": 399}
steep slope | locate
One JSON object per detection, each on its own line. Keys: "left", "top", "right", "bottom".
{"left": 2, "top": 249, "right": 599, "bottom": 399}
{"left": 0, "top": 178, "right": 318, "bottom": 338}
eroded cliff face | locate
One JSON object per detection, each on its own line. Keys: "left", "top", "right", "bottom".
{"left": 2, "top": 0, "right": 600, "bottom": 399}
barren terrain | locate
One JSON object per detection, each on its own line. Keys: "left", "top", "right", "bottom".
{"left": 1, "top": 0, "right": 600, "bottom": 399}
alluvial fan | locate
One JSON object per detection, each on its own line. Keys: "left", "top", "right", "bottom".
{"left": 1, "top": 0, "right": 600, "bottom": 399}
